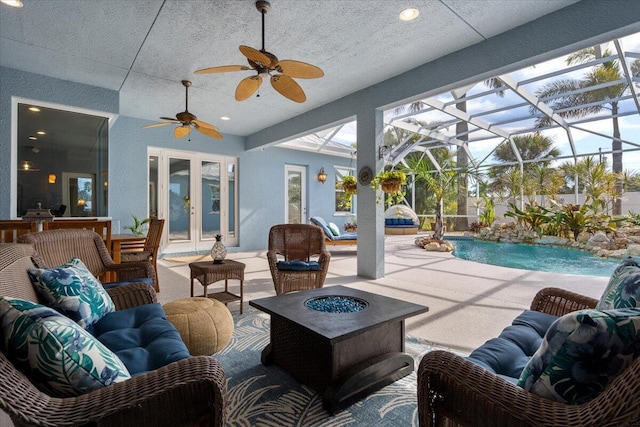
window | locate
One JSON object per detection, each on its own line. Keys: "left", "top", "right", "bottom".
{"left": 335, "top": 166, "right": 355, "bottom": 213}
{"left": 16, "top": 102, "right": 109, "bottom": 217}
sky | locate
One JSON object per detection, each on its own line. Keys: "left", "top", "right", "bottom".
{"left": 320, "top": 30, "right": 640, "bottom": 173}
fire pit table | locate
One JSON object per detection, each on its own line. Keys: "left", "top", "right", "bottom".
{"left": 249, "top": 285, "right": 429, "bottom": 414}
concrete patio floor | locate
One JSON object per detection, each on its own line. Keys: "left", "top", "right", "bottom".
{"left": 157, "top": 233, "right": 610, "bottom": 354}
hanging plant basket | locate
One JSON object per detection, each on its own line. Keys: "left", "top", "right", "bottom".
{"left": 380, "top": 179, "right": 402, "bottom": 194}
{"left": 343, "top": 182, "right": 358, "bottom": 194}
{"left": 342, "top": 175, "right": 358, "bottom": 195}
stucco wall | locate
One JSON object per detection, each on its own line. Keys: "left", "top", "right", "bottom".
{"left": 0, "top": 66, "right": 350, "bottom": 252}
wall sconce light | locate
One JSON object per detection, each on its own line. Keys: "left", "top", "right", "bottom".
{"left": 48, "top": 174, "right": 56, "bottom": 184}
{"left": 317, "top": 167, "right": 327, "bottom": 184}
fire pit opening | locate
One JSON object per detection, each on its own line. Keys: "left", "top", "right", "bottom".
{"left": 304, "top": 295, "right": 368, "bottom": 313}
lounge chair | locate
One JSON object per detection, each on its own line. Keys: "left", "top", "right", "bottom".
{"left": 310, "top": 216, "right": 357, "bottom": 246}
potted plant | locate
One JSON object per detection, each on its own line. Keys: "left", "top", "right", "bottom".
{"left": 123, "top": 214, "right": 150, "bottom": 236}
{"left": 371, "top": 170, "right": 407, "bottom": 204}
{"left": 342, "top": 175, "right": 358, "bottom": 194}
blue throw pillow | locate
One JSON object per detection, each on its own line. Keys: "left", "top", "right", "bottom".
{"left": 596, "top": 257, "right": 640, "bottom": 310}
{"left": 28, "top": 257, "right": 115, "bottom": 330}
{"left": 517, "top": 308, "right": 640, "bottom": 404}
{"left": 0, "top": 297, "right": 130, "bottom": 397}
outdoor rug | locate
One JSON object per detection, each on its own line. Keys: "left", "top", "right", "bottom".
{"left": 215, "top": 308, "right": 466, "bottom": 427}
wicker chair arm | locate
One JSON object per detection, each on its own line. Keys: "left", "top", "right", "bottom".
{"left": 106, "top": 282, "right": 157, "bottom": 309}
{"left": 530, "top": 287, "right": 598, "bottom": 316}
{"left": 6, "top": 356, "right": 227, "bottom": 427}
{"left": 266, "top": 250, "right": 279, "bottom": 280}
{"left": 106, "top": 260, "right": 156, "bottom": 283}
{"left": 418, "top": 350, "right": 640, "bottom": 427}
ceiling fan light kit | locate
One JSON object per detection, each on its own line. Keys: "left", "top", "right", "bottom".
{"left": 195, "top": 0, "right": 323, "bottom": 103}
{"left": 142, "top": 80, "right": 223, "bottom": 140}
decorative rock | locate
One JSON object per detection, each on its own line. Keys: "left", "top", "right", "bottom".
{"left": 589, "top": 231, "right": 610, "bottom": 243}
{"left": 625, "top": 244, "right": 640, "bottom": 257}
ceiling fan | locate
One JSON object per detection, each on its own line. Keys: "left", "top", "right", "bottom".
{"left": 142, "top": 80, "right": 223, "bottom": 140}
{"left": 194, "top": 0, "right": 323, "bottom": 103}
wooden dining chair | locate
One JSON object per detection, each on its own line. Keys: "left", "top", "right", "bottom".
{"left": 119, "top": 218, "right": 165, "bottom": 292}
{"left": 43, "top": 219, "right": 111, "bottom": 250}
{"left": 0, "top": 220, "right": 37, "bottom": 243}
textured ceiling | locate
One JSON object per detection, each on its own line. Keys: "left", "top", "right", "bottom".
{"left": 0, "top": 0, "right": 580, "bottom": 137}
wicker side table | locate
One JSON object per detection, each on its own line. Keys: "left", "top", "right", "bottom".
{"left": 189, "top": 259, "right": 246, "bottom": 314}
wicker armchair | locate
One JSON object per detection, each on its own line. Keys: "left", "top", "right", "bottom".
{"left": 0, "top": 242, "right": 227, "bottom": 427}
{"left": 417, "top": 287, "right": 640, "bottom": 427}
{"left": 267, "top": 224, "right": 331, "bottom": 295}
{"left": 18, "top": 228, "right": 154, "bottom": 292}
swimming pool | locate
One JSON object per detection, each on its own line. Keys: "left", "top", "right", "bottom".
{"left": 448, "top": 238, "right": 622, "bottom": 277}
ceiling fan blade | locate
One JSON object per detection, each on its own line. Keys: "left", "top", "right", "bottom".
{"left": 239, "top": 45, "right": 271, "bottom": 67}
{"left": 195, "top": 125, "right": 223, "bottom": 140}
{"left": 277, "top": 60, "right": 324, "bottom": 79}
{"left": 142, "top": 122, "right": 174, "bottom": 129}
{"left": 174, "top": 125, "right": 190, "bottom": 139}
{"left": 192, "top": 119, "right": 218, "bottom": 130}
{"left": 160, "top": 116, "right": 179, "bottom": 121}
{"left": 235, "top": 76, "right": 263, "bottom": 101}
{"left": 194, "top": 65, "right": 251, "bottom": 74}
{"left": 271, "top": 74, "right": 306, "bottom": 103}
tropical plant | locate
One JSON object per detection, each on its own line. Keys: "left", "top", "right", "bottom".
{"left": 478, "top": 195, "right": 495, "bottom": 227}
{"left": 403, "top": 154, "right": 460, "bottom": 240}
{"left": 548, "top": 199, "right": 608, "bottom": 241}
{"left": 533, "top": 46, "right": 640, "bottom": 215}
{"left": 560, "top": 156, "right": 620, "bottom": 214}
{"left": 504, "top": 203, "right": 552, "bottom": 235}
{"left": 124, "top": 214, "right": 150, "bottom": 236}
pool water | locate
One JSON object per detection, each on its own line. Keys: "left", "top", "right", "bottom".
{"left": 448, "top": 239, "right": 622, "bottom": 277}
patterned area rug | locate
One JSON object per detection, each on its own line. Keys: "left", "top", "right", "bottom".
{"left": 215, "top": 309, "right": 465, "bottom": 427}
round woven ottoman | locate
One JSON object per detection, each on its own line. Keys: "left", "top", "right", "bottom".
{"left": 163, "top": 297, "right": 234, "bottom": 355}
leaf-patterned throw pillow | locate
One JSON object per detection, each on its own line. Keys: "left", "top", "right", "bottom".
{"left": 517, "top": 308, "right": 640, "bottom": 404}
{"left": 597, "top": 257, "right": 640, "bottom": 310}
{"left": 28, "top": 257, "right": 115, "bottom": 330}
{"left": 0, "top": 297, "right": 130, "bottom": 397}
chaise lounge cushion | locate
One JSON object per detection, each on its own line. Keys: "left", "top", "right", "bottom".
{"left": 596, "top": 256, "right": 640, "bottom": 310}
{"left": 517, "top": 308, "right": 640, "bottom": 404}
{"left": 466, "top": 310, "right": 558, "bottom": 384}
{"left": 91, "top": 303, "right": 190, "bottom": 375}
{"left": 0, "top": 297, "right": 131, "bottom": 397}
{"left": 27, "top": 257, "right": 115, "bottom": 330}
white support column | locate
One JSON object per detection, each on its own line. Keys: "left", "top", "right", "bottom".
{"left": 356, "top": 109, "right": 385, "bottom": 279}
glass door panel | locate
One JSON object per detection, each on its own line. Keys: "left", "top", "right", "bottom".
{"left": 285, "top": 165, "right": 306, "bottom": 224}
{"left": 227, "top": 163, "right": 236, "bottom": 240}
{"left": 168, "top": 157, "right": 192, "bottom": 242}
{"left": 200, "top": 160, "right": 221, "bottom": 240}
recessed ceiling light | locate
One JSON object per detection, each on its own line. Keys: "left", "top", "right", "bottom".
{"left": 28, "top": 106, "right": 40, "bottom": 112}
{"left": 399, "top": 8, "right": 419, "bottom": 21}
{"left": 221, "top": 116, "right": 231, "bottom": 121}
{"left": 28, "top": 136, "right": 37, "bottom": 140}
{"left": 0, "top": 0, "right": 24, "bottom": 8}
{"left": 36, "top": 131, "right": 46, "bottom": 135}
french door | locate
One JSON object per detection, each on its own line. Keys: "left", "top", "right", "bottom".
{"left": 285, "top": 165, "right": 307, "bottom": 224}
{"left": 149, "top": 148, "right": 238, "bottom": 253}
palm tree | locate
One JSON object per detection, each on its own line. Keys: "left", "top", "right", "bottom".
{"left": 533, "top": 46, "right": 640, "bottom": 215}
{"left": 490, "top": 132, "right": 560, "bottom": 175}
{"left": 403, "top": 150, "right": 460, "bottom": 240}
{"left": 560, "top": 156, "right": 619, "bottom": 214}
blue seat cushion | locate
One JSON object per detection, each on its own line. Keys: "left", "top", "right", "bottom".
{"left": 467, "top": 310, "right": 558, "bottom": 382}
{"left": 103, "top": 277, "right": 154, "bottom": 290}
{"left": 277, "top": 260, "right": 321, "bottom": 271}
{"left": 91, "top": 303, "right": 189, "bottom": 376}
